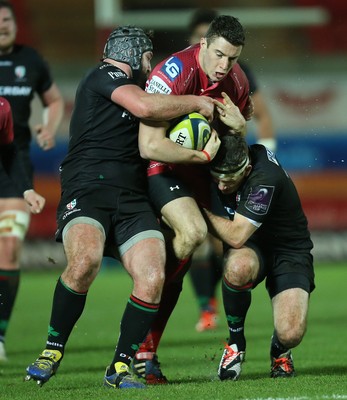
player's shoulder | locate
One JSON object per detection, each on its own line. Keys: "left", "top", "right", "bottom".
{"left": 173, "top": 43, "right": 197, "bottom": 60}
{"left": 13, "top": 44, "right": 43, "bottom": 60}
{"left": 97, "top": 62, "right": 128, "bottom": 78}
{"left": 250, "top": 144, "right": 284, "bottom": 179}
{"left": 148, "top": 45, "right": 198, "bottom": 94}
{"left": 86, "top": 62, "right": 129, "bottom": 83}
{"left": 80, "top": 63, "right": 132, "bottom": 98}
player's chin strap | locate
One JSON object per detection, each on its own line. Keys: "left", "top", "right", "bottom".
{"left": 210, "top": 155, "right": 249, "bottom": 180}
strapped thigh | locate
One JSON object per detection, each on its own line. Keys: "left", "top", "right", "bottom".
{"left": 0, "top": 210, "right": 30, "bottom": 240}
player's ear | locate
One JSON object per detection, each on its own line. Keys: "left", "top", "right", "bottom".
{"left": 245, "top": 165, "right": 252, "bottom": 177}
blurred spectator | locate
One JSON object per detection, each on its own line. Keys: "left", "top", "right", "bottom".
{"left": 0, "top": 0, "right": 64, "bottom": 361}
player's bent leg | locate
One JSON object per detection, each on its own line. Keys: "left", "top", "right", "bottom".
{"left": 102, "top": 235, "right": 165, "bottom": 389}
{"left": 270, "top": 288, "right": 309, "bottom": 378}
{"left": 272, "top": 288, "right": 309, "bottom": 349}
{"left": 61, "top": 223, "right": 105, "bottom": 291}
{"left": 122, "top": 237, "right": 166, "bottom": 304}
{"left": 0, "top": 201, "right": 30, "bottom": 361}
{"left": 25, "top": 223, "right": 105, "bottom": 386}
{"left": 161, "top": 197, "right": 207, "bottom": 259}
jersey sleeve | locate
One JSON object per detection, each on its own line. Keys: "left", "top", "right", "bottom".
{"left": 237, "top": 182, "right": 275, "bottom": 223}
{"left": 146, "top": 55, "right": 188, "bottom": 96}
{"left": 31, "top": 49, "right": 54, "bottom": 95}
{"left": 88, "top": 64, "right": 134, "bottom": 99}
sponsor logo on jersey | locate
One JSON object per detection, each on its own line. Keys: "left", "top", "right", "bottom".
{"left": 108, "top": 70, "right": 127, "bottom": 80}
{"left": 245, "top": 185, "right": 274, "bottom": 215}
{"left": 0, "top": 86, "right": 32, "bottom": 96}
{"left": 15, "top": 65, "right": 26, "bottom": 80}
{"left": 160, "top": 56, "right": 183, "bottom": 82}
{"left": 62, "top": 207, "right": 81, "bottom": 220}
{"left": 66, "top": 199, "right": 77, "bottom": 210}
{"left": 146, "top": 76, "right": 171, "bottom": 94}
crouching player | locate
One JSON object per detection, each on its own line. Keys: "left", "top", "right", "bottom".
{"left": 203, "top": 134, "right": 315, "bottom": 380}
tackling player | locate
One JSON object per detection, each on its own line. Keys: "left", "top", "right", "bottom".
{"left": 24, "top": 25, "right": 218, "bottom": 390}
{"left": 204, "top": 134, "right": 314, "bottom": 380}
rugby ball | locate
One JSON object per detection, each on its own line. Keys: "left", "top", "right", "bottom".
{"left": 168, "top": 112, "right": 211, "bottom": 150}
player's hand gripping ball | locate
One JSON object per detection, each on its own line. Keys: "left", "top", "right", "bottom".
{"left": 168, "top": 112, "right": 211, "bottom": 150}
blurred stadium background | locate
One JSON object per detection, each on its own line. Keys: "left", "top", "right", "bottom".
{"left": 11, "top": 0, "right": 347, "bottom": 267}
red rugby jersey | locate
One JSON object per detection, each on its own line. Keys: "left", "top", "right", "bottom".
{"left": 146, "top": 44, "right": 250, "bottom": 118}
{"left": 0, "top": 97, "right": 14, "bottom": 145}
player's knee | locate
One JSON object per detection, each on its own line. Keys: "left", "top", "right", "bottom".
{"left": 134, "top": 263, "right": 165, "bottom": 297}
{"left": 224, "top": 252, "right": 255, "bottom": 287}
{"left": 175, "top": 221, "right": 208, "bottom": 257}
{"left": 135, "top": 275, "right": 165, "bottom": 304}
{"left": 147, "top": 268, "right": 165, "bottom": 290}
{"left": 277, "top": 323, "right": 306, "bottom": 349}
{"left": 0, "top": 236, "right": 21, "bottom": 266}
{"left": 66, "top": 253, "right": 101, "bottom": 283}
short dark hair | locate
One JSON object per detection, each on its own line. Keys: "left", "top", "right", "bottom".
{"left": 211, "top": 134, "right": 249, "bottom": 173}
{"left": 188, "top": 9, "right": 218, "bottom": 34}
{"left": 205, "top": 15, "right": 245, "bottom": 47}
{"left": 0, "top": 0, "right": 15, "bottom": 16}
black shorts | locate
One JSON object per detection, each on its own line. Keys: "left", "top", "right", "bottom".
{"left": 231, "top": 239, "right": 315, "bottom": 298}
{"left": 148, "top": 173, "right": 192, "bottom": 214}
{"left": 55, "top": 185, "right": 163, "bottom": 258}
{"left": 1, "top": 148, "right": 33, "bottom": 198}
{"left": 1, "top": 173, "right": 20, "bottom": 197}
{"left": 148, "top": 165, "right": 212, "bottom": 213}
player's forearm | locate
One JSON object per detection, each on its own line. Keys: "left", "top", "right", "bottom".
{"left": 140, "top": 136, "right": 210, "bottom": 164}
{"left": 44, "top": 97, "right": 64, "bottom": 136}
{"left": 142, "top": 94, "right": 214, "bottom": 122}
{"left": 203, "top": 208, "right": 248, "bottom": 249}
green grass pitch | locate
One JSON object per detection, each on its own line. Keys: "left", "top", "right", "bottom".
{"left": 1, "top": 261, "right": 346, "bottom": 400}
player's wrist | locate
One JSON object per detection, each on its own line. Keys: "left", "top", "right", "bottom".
{"left": 23, "top": 189, "right": 35, "bottom": 197}
{"left": 201, "top": 149, "right": 211, "bottom": 162}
